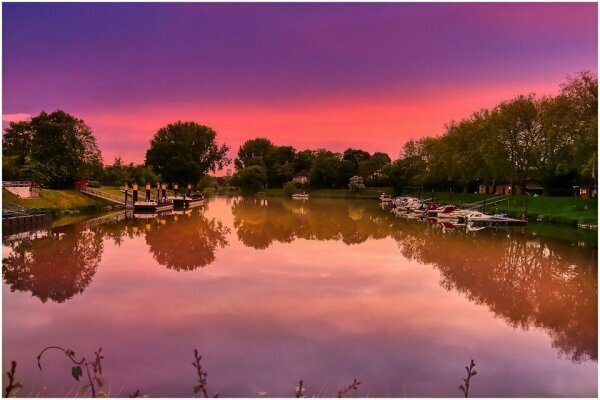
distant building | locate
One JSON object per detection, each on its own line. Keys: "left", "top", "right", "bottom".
{"left": 478, "top": 180, "right": 543, "bottom": 196}
{"left": 574, "top": 185, "right": 595, "bottom": 199}
{"left": 293, "top": 170, "right": 309, "bottom": 184}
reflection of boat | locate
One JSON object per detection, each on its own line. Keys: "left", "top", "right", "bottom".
{"left": 134, "top": 201, "right": 174, "bottom": 212}
{"left": 133, "top": 212, "right": 159, "bottom": 219}
{"left": 292, "top": 192, "right": 309, "bottom": 200}
{"left": 379, "top": 193, "right": 392, "bottom": 203}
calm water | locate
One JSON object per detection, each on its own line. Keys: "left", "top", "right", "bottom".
{"left": 2, "top": 197, "right": 597, "bottom": 397}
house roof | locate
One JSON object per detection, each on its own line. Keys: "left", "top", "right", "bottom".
{"left": 294, "top": 170, "right": 309, "bottom": 177}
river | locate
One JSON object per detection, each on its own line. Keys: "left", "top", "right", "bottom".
{"left": 2, "top": 196, "right": 597, "bottom": 397}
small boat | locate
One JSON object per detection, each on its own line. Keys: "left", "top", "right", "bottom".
{"left": 465, "top": 211, "right": 494, "bottom": 222}
{"left": 292, "top": 192, "right": 309, "bottom": 200}
{"left": 133, "top": 200, "right": 173, "bottom": 212}
{"left": 170, "top": 194, "right": 205, "bottom": 208}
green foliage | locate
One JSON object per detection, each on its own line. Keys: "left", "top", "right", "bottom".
{"left": 102, "top": 157, "right": 160, "bottom": 186}
{"left": 2, "top": 110, "right": 103, "bottom": 188}
{"left": 283, "top": 181, "right": 298, "bottom": 197}
{"left": 348, "top": 175, "right": 366, "bottom": 192}
{"left": 198, "top": 175, "right": 218, "bottom": 190}
{"left": 309, "top": 150, "right": 341, "bottom": 188}
{"left": 145, "top": 121, "right": 230, "bottom": 185}
{"left": 236, "top": 165, "right": 268, "bottom": 194}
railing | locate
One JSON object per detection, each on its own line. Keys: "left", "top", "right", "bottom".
{"left": 2, "top": 181, "right": 32, "bottom": 187}
{"left": 460, "top": 195, "right": 510, "bottom": 210}
{"left": 79, "top": 210, "right": 132, "bottom": 229}
{"left": 80, "top": 187, "right": 131, "bottom": 206}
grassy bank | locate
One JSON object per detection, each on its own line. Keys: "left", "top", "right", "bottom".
{"left": 407, "top": 191, "right": 597, "bottom": 226}
{"left": 264, "top": 187, "right": 392, "bottom": 199}
{"left": 3, "top": 188, "right": 110, "bottom": 216}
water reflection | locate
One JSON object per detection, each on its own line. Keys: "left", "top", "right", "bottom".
{"left": 392, "top": 223, "right": 598, "bottom": 362}
{"left": 3, "top": 226, "right": 103, "bottom": 303}
{"left": 231, "top": 197, "right": 390, "bottom": 248}
{"left": 231, "top": 197, "right": 597, "bottom": 362}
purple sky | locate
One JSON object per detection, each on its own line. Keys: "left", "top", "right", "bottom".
{"left": 3, "top": 3, "right": 597, "bottom": 164}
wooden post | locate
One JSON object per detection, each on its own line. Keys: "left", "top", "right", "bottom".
{"left": 156, "top": 183, "right": 160, "bottom": 203}
{"left": 187, "top": 184, "right": 192, "bottom": 197}
{"left": 161, "top": 184, "right": 166, "bottom": 201}
{"left": 133, "top": 184, "right": 138, "bottom": 204}
{"left": 174, "top": 183, "right": 179, "bottom": 196}
{"left": 145, "top": 183, "right": 151, "bottom": 201}
{"left": 124, "top": 183, "right": 129, "bottom": 205}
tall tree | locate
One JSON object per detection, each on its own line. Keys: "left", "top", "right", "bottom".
{"left": 234, "top": 138, "right": 275, "bottom": 170}
{"left": 145, "top": 121, "right": 230, "bottom": 185}
{"left": 3, "top": 110, "right": 102, "bottom": 187}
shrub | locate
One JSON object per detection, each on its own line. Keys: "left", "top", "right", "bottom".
{"left": 348, "top": 175, "right": 366, "bottom": 192}
{"left": 283, "top": 182, "right": 298, "bottom": 197}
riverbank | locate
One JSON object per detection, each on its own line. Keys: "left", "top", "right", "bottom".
{"left": 263, "top": 188, "right": 597, "bottom": 226}
{"left": 3, "top": 188, "right": 111, "bottom": 216}
{"left": 407, "top": 192, "right": 597, "bottom": 226}
{"left": 264, "top": 187, "right": 392, "bottom": 199}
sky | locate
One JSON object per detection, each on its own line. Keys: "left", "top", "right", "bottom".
{"left": 3, "top": 2, "right": 598, "bottom": 167}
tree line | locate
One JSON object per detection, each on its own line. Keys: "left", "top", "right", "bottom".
{"left": 3, "top": 71, "right": 596, "bottom": 196}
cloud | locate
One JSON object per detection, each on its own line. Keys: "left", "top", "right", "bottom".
{"left": 2, "top": 113, "right": 31, "bottom": 122}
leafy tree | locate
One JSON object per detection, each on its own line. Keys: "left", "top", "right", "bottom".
{"left": 234, "top": 138, "right": 275, "bottom": 170}
{"left": 145, "top": 121, "right": 230, "bottom": 186}
{"left": 293, "top": 149, "right": 315, "bottom": 173}
{"left": 560, "top": 70, "right": 598, "bottom": 179}
{"left": 358, "top": 152, "right": 391, "bottom": 184}
{"left": 309, "top": 150, "right": 341, "bottom": 188}
{"left": 342, "top": 148, "right": 370, "bottom": 171}
{"left": 490, "top": 95, "right": 539, "bottom": 194}
{"left": 534, "top": 95, "right": 576, "bottom": 195}
{"left": 236, "top": 165, "right": 268, "bottom": 194}
{"left": 348, "top": 175, "right": 366, "bottom": 192}
{"left": 3, "top": 110, "right": 102, "bottom": 188}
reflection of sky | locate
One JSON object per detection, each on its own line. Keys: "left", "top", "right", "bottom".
{"left": 2, "top": 198, "right": 597, "bottom": 397}
{"left": 3, "top": 3, "right": 597, "bottom": 164}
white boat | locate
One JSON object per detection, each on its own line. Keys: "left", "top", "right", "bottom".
{"left": 292, "top": 192, "right": 309, "bottom": 200}
{"left": 465, "top": 211, "right": 494, "bottom": 222}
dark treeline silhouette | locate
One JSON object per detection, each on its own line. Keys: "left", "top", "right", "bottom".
{"left": 3, "top": 72, "right": 595, "bottom": 194}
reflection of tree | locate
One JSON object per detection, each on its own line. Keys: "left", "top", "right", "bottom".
{"left": 3, "top": 226, "right": 103, "bottom": 303}
{"left": 143, "top": 212, "right": 230, "bottom": 271}
{"left": 231, "top": 197, "right": 392, "bottom": 249}
{"left": 393, "top": 223, "right": 598, "bottom": 362}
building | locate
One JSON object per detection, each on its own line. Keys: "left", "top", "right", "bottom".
{"left": 293, "top": 170, "right": 309, "bottom": 185}
{"left": 478, "top": 180, "right": 543, "bottom": 196}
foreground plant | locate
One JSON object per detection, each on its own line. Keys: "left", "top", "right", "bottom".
{"left": 37, "top": 346, "right": 107, "bottom": 397}
{"left": 192, "top": 349, "right": 217, "bottom": 397}
{"left": 336, "top": 378, "right": 361, "bottom": 398}
{"left": 4, "top": 361, "right": 23, "bottom": 397}
{"left": 294, "top": 380, "right": 305, "bottom": 398}
{"left": 458, "top": 359, "right": 477, "bottom": 398}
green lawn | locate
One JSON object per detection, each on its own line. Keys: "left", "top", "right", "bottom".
{"left": 407, "top": 191, "right": 598, "bottom": 225}
{"left": 3, "top": 188, "right": 110, "bottom": 214}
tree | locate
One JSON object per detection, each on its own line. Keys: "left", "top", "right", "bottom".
{"left": 534, "top": 95, "right": 576, "bottom": 195}
{"left": 490, "top": 95, "right": 539, "bottom": 194}
{"left": 145, "top": 121, "right": 230, "bottom": 185}
{"left": 342, "top": 148, "right": 370, "bottom": 171}
{"left": 234, "top": 138, "right": 275, "bottom": 170}
{"left": 560, "top": 71, "right": 598, "bottom": 179}
{"left": 348, "top": 175, "right": 366, "bottom": 192}
{"left": 309, "top": 150, "right": 341, "bottom": 188}
{"left": 283, "top": 181, "right": 298, "bottom": 197}
{"left": 358, "top": 152, "right": 391, "bottom": 185}
{"left": 3, "top": 110, "right": 103, "bottom": 188}
{"left": 236, "top": 165, "right": 268, "bottom": 194}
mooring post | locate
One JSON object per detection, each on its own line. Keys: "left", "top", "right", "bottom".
{"left": 161, "top": 183, "right": 167, "bottom": 202}
{"left": 133, "top": 184, "right": 138, "bottom": 204}
{"left": 124, "top": 183, "right": 129, "bottom": 205}
{"left": 145, "top": 183, "right": 151, "bottom": 201}
{"left": 174, "top": 183, "right": 179, "bottom": 196}
{"left": 156, "top": 183, "right": 160, "bottom": 203}
{"left": 187, "top": 184, "right": 192, "bottom": 197}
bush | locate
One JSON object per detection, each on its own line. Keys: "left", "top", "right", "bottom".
{"left": 237, "top": 165, "right": 268, "bottom": 194}
{"left": 283, "top": 181, "right": 298, "bottom": 197}
{"left": 348, "top": 175, "right": 366, "bottom": 192}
